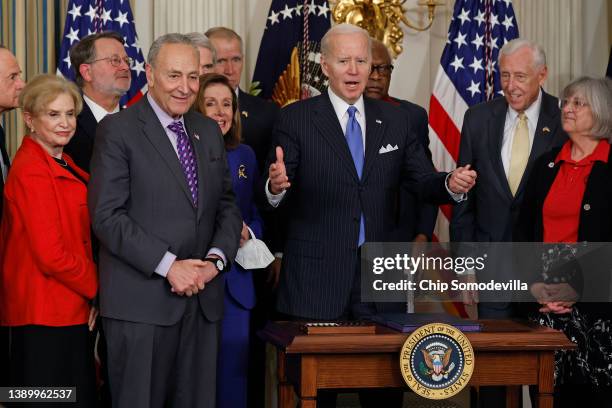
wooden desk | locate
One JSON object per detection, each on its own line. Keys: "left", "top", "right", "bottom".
{"left": 260, "top": 320, "right": 575, "bottom": 408}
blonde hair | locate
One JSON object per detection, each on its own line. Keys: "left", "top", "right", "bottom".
{"left": 19, "top": 74, "right": 82, "bottom": 115}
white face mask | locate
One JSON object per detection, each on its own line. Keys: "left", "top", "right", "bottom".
{"left": 235, "top": 226, "right": 274, "bottom": 270}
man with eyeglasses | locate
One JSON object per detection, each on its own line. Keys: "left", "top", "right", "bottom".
{"left": 63, "top": 31, "right": 131, "bottom": 406}
{"left": 450, "top": 38, "right": 567, "bottom": 407}
{"left": 64, "top": 31, "right": 132, "bottom": 173}
{"left": 365, "top": 38, "right": 437, "bottom": 245}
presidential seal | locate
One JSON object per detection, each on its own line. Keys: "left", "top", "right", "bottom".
{"left": 399, "top": 323, "right": 474, "bottom": 399}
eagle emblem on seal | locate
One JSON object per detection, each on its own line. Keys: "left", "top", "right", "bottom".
{"left": 419, "top": 342, "right": 456, "bottom": 381}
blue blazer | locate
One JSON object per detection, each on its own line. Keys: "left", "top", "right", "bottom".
{"left": 225, "top": 144, "right": 263, "bottom": 310}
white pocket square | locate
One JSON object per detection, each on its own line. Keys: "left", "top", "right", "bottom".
{"left": 379, "top": 144, "right": 399, "bottom": 154}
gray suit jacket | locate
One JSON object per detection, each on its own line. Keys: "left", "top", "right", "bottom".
{"left": 451, "top": 91, "right": 566, "bottom": 242}
{"left": 88, "top": 96, "right": 242, "bottom": 326}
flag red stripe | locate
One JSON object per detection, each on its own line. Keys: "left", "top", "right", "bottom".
{"left": 429, "top": 95, "right": 462, "bottom": 163}
{"left": 439, "top": 204, "right": 453, "bottom": 222}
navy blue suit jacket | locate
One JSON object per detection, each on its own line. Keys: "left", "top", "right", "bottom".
{"left": 392, "top": 97, "right": 437, "bottom": 241}
{"left": 224, "top": 144, "right": 262, "bottom": 310}
{"left": 264, "top": 92, "right": 452, "bottom": 319}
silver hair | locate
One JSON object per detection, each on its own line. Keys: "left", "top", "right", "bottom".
{"left": 185, "top": 32, "right": 217, "bottom": 64}
{"left": 499, "top": 38, "right": 547, "bottom": 69}
{"left": 205, "top": 27, "right": 243, "bottom": 56}
{"left": 561, "top": 76, "right": 612, "bottom": 142}
{"left": 320, "top": 23, "right": 372, "bottom": 58}
{"left": 147, "top": 33, "right": 198, "bottom": 68}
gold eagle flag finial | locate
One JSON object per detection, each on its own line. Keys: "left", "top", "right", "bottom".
{"left": 271, "top": 47, "right": 302, "bottom": 108}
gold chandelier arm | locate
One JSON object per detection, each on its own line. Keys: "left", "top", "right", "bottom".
{"left": 396, "top": 0, "right": 441, "bottom": 32}
{"left": 330, "top": 0, "right": 444, "bottom": 57}
{"left": 397, "top": 9, "right": 434, "bottom": 32}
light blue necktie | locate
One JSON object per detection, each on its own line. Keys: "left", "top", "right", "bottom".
{"left": 346, "top": 106, "right": 365, "bottom": 246}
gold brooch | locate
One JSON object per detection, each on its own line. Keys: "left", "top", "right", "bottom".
{"left": 241, "top": 111, "right": 249, "bottom": 118}
{"left": 238, "top": 164, "right": 247, "bottom": 179}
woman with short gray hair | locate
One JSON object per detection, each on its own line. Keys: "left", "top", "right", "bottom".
{"left": 516, "top": 76, "right": 612, "bottom": 406}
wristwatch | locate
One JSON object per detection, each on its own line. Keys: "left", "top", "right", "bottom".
{"left": 204, "top": 257, "right": 225, "bottom": 273}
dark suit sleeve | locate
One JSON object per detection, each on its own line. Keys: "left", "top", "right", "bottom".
{"left": 514, "top": 158, "right": 541, "bottom": 243}
{"left": 63, "top": 128, "right": 93, "bottom": 173}
{"left": 412, "top": 107, "right": 438, "bottom": 239}
{"left": 88, "top": 117, "right": 170, "bottom": 277}
{"left": 247, "top": 158, "right": 264, "bottom": 240}
{"left": 259, "top": 107, "right": 300, "bottom": 210}
{"left": 450, "top": 109, "right": 476, "bottom": 242}
{"left": 400, "top": 116, "right": 450, "bottom": 205}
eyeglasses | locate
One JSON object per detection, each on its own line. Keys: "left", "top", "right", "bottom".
{"left": 559, "top": 98, "right": 589, "bottom": 110}
{"left": 89, "top": 55, "right": 133, "bottom": 68}
{"left": 371, "top": 64, "right": 394, "bottom": 76}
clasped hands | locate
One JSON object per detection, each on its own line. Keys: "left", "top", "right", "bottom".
{"left": 530, "top": 282, "right": 578, "bottom": 314}
{"left": 269, "top": 146, "right": 477, "bottom": 195}
{"left": 167, "top": 259, "right": 219, "bottom": 296}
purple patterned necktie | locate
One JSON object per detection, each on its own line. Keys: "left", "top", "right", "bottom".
{"left": 168, "top": 121, "right": 198, "bottom": 206}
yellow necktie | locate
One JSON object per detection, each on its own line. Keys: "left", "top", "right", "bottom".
{"left": 508, "top": 113, "right": 529, "bottom": 195}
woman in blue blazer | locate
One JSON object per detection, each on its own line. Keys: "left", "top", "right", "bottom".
{"left": 195, "top": 73, "right": 263, "bottom": 408}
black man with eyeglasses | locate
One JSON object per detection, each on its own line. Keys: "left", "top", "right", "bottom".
{"left": 65, "top": 31, "right": 132, "bottom": 173}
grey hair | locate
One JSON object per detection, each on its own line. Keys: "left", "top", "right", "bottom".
{"left": 185, "top": 32, "right": 217, "bottom": 64}
{"left": 321, "top": 23, "right": 372, "bottom": 58}
{"left": 147, "top": 33, "right": 198, "bottom": 68}
{"left": 205, "top": 27, "right": 243, "bottom": 56}
{"left": 499, "top": 38, "right": 547, "bottom": 69}
{"left": 561, "top": 76, "right": 612, "bottom": 142}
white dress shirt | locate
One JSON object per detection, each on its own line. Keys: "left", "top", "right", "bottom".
{"left": 83, "top": 93, "right": 119, "bottom": 123}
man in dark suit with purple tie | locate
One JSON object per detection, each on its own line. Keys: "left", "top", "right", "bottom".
{"left": 88, "top": 33, "right": 241, "bottom": 407}
{"left": 0, "top": 45, "right": 25, "bottom": 387}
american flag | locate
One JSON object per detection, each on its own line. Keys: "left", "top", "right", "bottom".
{"left": 429, "top": 0, "right": 519, "bottom": 241}
{"left": 57, "top": 0, "right": 147, "bottom": 107}
{"left": 252, "top": 0, "right": 331, "bottom": 105}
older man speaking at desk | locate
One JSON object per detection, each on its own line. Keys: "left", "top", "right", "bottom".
{"left": 263, "top": 24, "right": 477, "bottom": 323}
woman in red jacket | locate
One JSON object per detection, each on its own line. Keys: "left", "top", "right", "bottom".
{"left": 0, "top": 74, "right": 97, "bottom": 406}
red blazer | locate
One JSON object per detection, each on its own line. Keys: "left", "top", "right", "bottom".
{"left": 0, "top": 136, "right": 97, "bottom": 326}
